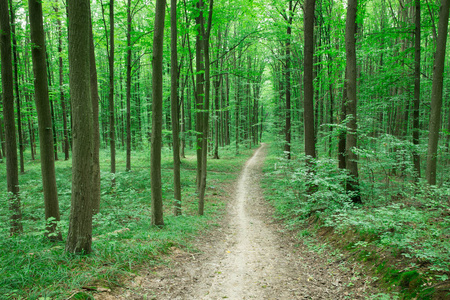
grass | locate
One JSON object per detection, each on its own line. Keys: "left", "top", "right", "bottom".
{"left": 0, "top": 144, "right": 255, "bottom": 299}
{"left": 261, "top": 142, "right": 450, "bottom": 299}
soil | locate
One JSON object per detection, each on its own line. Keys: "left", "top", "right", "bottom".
{"left": 96, "top": 144, "right": 381, "bottom": 299}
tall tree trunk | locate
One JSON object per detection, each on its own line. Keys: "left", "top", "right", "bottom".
{"left": 345, "top": 0, "right": 362, "bottom": 203}
{"left": 126, "top": 0, "right": 132, "bottom": 171}
{"left": 66, "top": 0, "right": 94, "bottom": 254}
{"left": 413, "top": 0, "right": 421, "bottom": 179}
{"left": 285, "top": 0, "right": 293, "bottom": 159}
{"left": 213, "top": 31, "right": 222, "bottom": 160}
{"left": 304, "top": 0, "right": 316, "bottom": 164}
{"left": 338, "top": 68, "right": 348, "bottom": 170}
{"left": 171, "top": 0, "right": 182, "bottom": 216}
{"left": 109, "top": 0, "right": 116, "bottom": 180}
{"left": 425, "top": 0, "right": 450, "bottom": 185}
{"left": 151, "top": 0, "right": 166, "bottom": 226}
{"left": 9, "top": 1, "right": 25, "bottom": 174}
{"left": 198, "top": 0, "right": 213, "bottom": 216}
{"left": 54, "top": 3, "right": 70, "bottom": 161}
{"left": 89, "top": 7, "right": 101, "bottom": 214}
{"left": 195, "top": 0, "right": 205, "bottom": 189}
{"left": 1, "top": 0, "right": 23, "bottom": 234}
{"left": 28, "top": 0, "right": 62, "bottom": 239}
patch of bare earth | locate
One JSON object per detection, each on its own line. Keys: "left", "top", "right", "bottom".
{"left": 96, "top": 144, "right": 381, "bottom": 299}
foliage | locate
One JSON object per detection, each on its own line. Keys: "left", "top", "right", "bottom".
{"left": 262, "top": 144, "right": 450, "bottom": 298}
{"left": 0, "top": 147, "right": 253, "bottom": 298}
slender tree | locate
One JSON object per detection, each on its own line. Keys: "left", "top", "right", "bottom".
{"left": 28, "top": 0, "right": 62, "bottom": 239}
{"left": 1, "top": 0, "right": 23, "bottom": 235}
{"left": 66, "top": 0, "right": 94, "bottom": 254}
{"left": 425, "top": 0, "right": 450, "bottom": 185}
{"left": 150, "top": 0, "right": 166, "bottom": 226}
{"left": 171, "top": 0, "right": 182, "bottom": 215}
{"left": 285, "top": 0, "right": 293, "bottom": 159}
{"left": 198, "top": 0, "right": 214, "bottom": 216}
{"left": 412, "top": 0, "right": 421, "bottom": 179}
{"left": 109, "top": 0, "right": 116, "bottom": 180}
{"left": 126, "top": 0, "right": 132, "bottom": 171}
{"left": 345, "top": 0, "right": 362, "bottom": 203}
{"left": 304, "top": 0, "right": 316, "bottom": 166}
{"left": 54, "top": 2, "right": 70, "bottom": 161}
{"left": 9, "top": 1, "right": 25, "bottom": 174}
{"left": 90, "top": 7, "right": 101, "bottom": 214}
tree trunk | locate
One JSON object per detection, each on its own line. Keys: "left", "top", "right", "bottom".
{"left": 66, "top": 0, "right": 94, "bottom": 254}
{"left": 150, "top": 0, "right": 166, "bottom": 226}
{"left": 171, "top": 0, "right": 182, "bottom": 216}
{"left": 198, "top": 0, "right": 213, "bottom": 216}
{"left": 9, "top": 1, "right": 25, "bottom": 174}
{"left": 126, "top": 0, "right": 132, "bottom": 171}
{"left": 1, "top": 0, "right": 23, "bottom": 234}
{"left": 425, "top": 0, "right": 450, "bottom": 185}
{"left": 338, "top": 68, "right": 348, "bottom": 170}
{"left": 54, "top": 3, "right": 70, "bottom": 161}
{"left": 413, "top": 0, "right": 421, "bottom": 179}
{"left": 304, "top": 0, "right": 316, "bottom": 163}
{"left": 285, "top": 0, "right": 293, "bottom": 159}
{"left": 109, "top": 0, "right": 116, "bottom": 180}
{"left": 28, "top": 0, "right": 62, "bottom": 239}
{"left": 345, "top": 0, "right": 362, "bottom": 204}
{"left": 89, "top": 7, "right": 101, "bottom": 214}
{"left": 195, "top": 0, "right": 205, "bottom": 190}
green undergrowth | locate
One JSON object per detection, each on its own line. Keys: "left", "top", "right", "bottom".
{"left": 262, "top": 143, "right": 450, "bottom": 299}
{"left": 0, "top": 145, "right": 254, "bottom": 299}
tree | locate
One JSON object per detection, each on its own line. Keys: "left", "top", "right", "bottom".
{"left": 425, "top": 0, "right": 450, "bottom": 185}
{"left": 54, "top": 1, "right": 70, "bottom": 161}
{"left": 90, "top": 7, "right": 101, "bottom": 214}
{"left": 304, "top": 0, "right": 316, "bottom": 172}
{"left": 150, "top": 0, "right": 166, "bottom": 226}
{"left": 1, "top": 0, "right": 23, "bottom": 235}
{"left": 345, "top": 0, "right": 361, "bottom": 204}
{"left": 284, "top": 0, "right": 293, "bottom": 159}
{"left": 412, "top": 0, "right": 421, "bottom": 179}
{"left": 66, "top": 0, "right": 94, "bottom": 254}
{"left": 171, "top": 0, "right": 182, "bottom": 216}
{"left": 109, "top": 0, "right": 116, "bottom": 180}
{"left": 126, "top": 0, "right": 132, "bottom": 172}
{"left": 198, "top": 0, "right": 213, "bottom": 216}
{"left": 28, "top": 0, "right": 62, "bottom": 239}
{"left": 9, "top": 1, "right": 25, "bottom": 174}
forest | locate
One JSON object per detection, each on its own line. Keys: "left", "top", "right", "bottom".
{"left": 1, "top": 0, "right": 450, "bottom": 298}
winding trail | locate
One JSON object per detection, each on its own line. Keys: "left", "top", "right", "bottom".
{"left": 98, "top": 144, "right": 379, "bottom": 299}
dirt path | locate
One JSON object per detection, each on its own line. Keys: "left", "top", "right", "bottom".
{"left": 98, "top": 144, "right": 380, "bottom": 299}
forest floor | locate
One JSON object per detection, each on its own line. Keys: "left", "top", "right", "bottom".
{"left": 96, "top": 144, "right": 382, "bottom": 299}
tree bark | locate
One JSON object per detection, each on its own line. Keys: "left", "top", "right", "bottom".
{"left": 150, "top": 0, "right": 166, "bottom": 226}
{"left": 345, "top": 0, "right": 362, "bottom": 203}
{"left": 171, "top": 0, "right": 182, "bottom": 216}
{"left": 285, "top": 0, "right": 293, "bottom": 159}
{"left": 28, "top": 0, "right": 62, "bottom": 239}
{"left": 304, "top": 0, "right": 316, "bottom": 162}
{"left": 425, "top": 0, "right": 450, "bottom": 185}
{"left": 89, "top": 7, "right": 101, "bottom": 214}
{"left": 54, "top": 3, "right": 70, "bottom": 161}
{"left": 413, "top": 0, "right": 421, "bottom": 179}
{"left": 1, "top": 0, "right": 23, "bottom": 234}
{"left": 198, "top": 0, "right": 214, "bottom": 216}
{"left": 66, "top": 0, "right": 94, "bottom": 254}
{"left": 195, "top": 0, "right": 205, "bottom": 190}
{"left": 126, "top": 0, "right": 132, "bottom": 171}
{"left": 109, "top": 0, "right": 116, "bottom": 180}
{"left": 9, "top": 1, "right": 25, "bottom": 174}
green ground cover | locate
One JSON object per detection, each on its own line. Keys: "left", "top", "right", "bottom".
{"left": 0, "top": 146, "right": 254, "bottom": 299}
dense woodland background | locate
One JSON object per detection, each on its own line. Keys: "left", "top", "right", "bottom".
{"left": 1, "top": 0, "right": 450, "bottom": 297}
